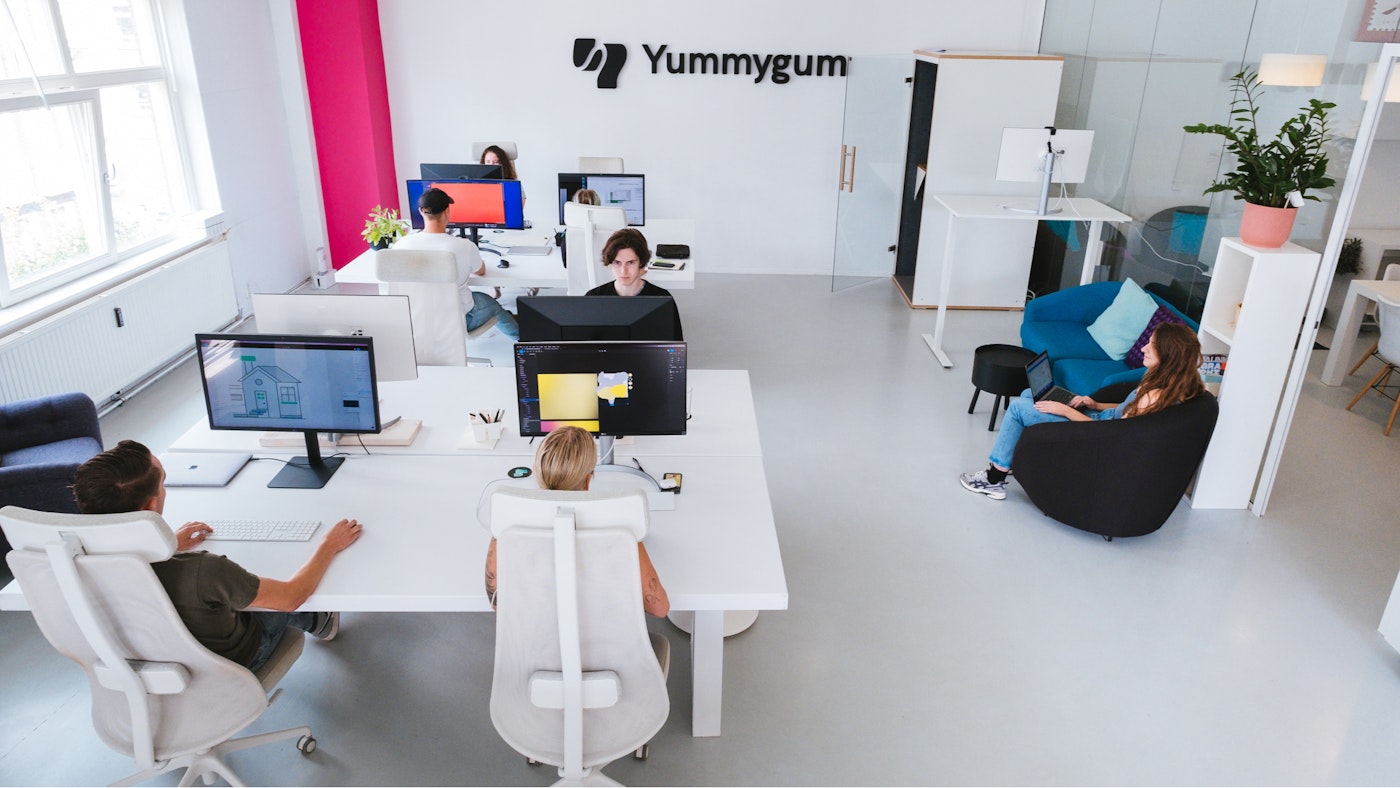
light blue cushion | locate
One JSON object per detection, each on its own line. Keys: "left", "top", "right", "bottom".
{"left": 1086, "top": 278, "right": 1160, "bottom": 360}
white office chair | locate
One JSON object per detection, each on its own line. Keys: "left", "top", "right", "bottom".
{"left": 1346, "top": 294, "right": 1400, "bottom": 435}
{"left": 562, "top": 203, "right": 628, "bottom": 295}
{"left": 1348, "top": 262, "right": 1400, "bottom": 375}
{"left": 375, "top": 248, "right": 496, "bottom": 367}
{"left": 488, "top": 487, "right": 670, "bottom": 786}
{"left": 577, "top": 156, "right": 624, "bottom": 174}
{"left": 1, "top": 506, "right": 313, "bottom": 787}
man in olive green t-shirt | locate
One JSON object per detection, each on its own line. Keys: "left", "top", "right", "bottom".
{"left": 72, "top": 440, "right": 363, "bottom": 672}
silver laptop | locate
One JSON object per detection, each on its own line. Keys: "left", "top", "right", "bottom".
{"left": 160, "top": 452, "right": 253, "bottom": 487}
{"left": 1025, "top": 351, "right": 1077, "bottom": 406}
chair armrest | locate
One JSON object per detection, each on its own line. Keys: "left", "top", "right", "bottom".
{"left": 0, "top": 393, "right": 101, "bottom": 453}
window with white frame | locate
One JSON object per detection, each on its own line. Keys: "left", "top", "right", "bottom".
{"left": 0, "top": 0, "right": 193, "bottom": 307}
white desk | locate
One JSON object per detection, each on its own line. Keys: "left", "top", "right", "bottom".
{"left": 1322, "top": 278, "right": 1400, "bottom": 385}
{"left": 336, "top": 222, "right": 695, "bottom": 291}
{"left": 0, "top": 454, "right": 786, "bottom": 737}
{"left": 168, "top": 367, "right": 762, "bottom": 459}
{"left": 921, "top": 194, "right": 1131, "bottom": 368}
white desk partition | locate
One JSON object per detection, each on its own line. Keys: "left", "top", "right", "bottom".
{"left": 336, "top": 222, "right": 695, "bottom": 291}
{"left": 169, "top": 367, "right": 762, "bottom": 459}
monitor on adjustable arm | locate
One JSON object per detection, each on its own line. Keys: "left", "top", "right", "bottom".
{"left": 419, "top": 162, "right": 502, "bottom": 180}
{"left": 405, "top": 178, "right": 526, "bottom": 243}
{"left": 516, "top": 296, "right": 681, "bottom": 342}
{"left": 195, "top": 333, "right": 381, "bottom": 489}
{"left": 250, "top": 293, "right": 418, "bottom": 382}
{"left": 995, "top": 127, "right": 1095, "bottom": 216}
{"left": 557, "top": 173, "right": 645, "bottom": 226}
{"left": 514, "top": 341, "right": 686, "bottom": 489}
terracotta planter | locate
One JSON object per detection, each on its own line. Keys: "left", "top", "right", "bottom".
{"left": 1239, "top": 202, "right": 1297, "bottom": 248}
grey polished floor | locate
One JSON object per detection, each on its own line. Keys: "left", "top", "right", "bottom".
{"left": 4, "top": 273, "right": 1400, "bottom": 786}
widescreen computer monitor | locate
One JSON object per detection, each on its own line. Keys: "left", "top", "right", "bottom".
{"left": 516, "top": 296, "right": 681, "bottom": 342}
{"left": 195, "top": 333, "right": 381, "bottom": 489}
{"left": 557, "top": 173, "right": 645, "bottom": 226}
{"left": 419, "top": 162, "right": 502, "bottom": 180}
{"left": 515, "top": 341, "right": 686, "bottom": 465}
{"left": 405, "top": 178, "right": 526, "bottom": 242}
{"left": 251, "top": 293, "right": 418, "bottom": 382}
{"left": 994, "top": 127, "right": 1095, "bottom": 216}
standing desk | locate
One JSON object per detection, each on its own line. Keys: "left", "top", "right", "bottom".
{"left": 335, "top": 222, "right": 696, "bottom": 291}
{"left": 4, "top": 368, "right": 784, "bottom": 738}
{"left": 920, "top": 195, "right": 1131, "bottom": 368}
{"left": 1322, "top": 278, "right": 1400, "bottom": 386}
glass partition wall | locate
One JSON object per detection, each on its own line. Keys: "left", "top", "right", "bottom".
{"left": 1040, "top": 0, "right": 1397, "bottom": 320}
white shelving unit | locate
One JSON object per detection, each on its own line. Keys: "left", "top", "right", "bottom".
{"left": 1190, "top": 237, "right": 1321, "bottom": 510}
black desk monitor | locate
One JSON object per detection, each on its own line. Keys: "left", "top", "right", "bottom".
{"left": 406, "top": 178, "right": 525, "bottom": 243}
{"left": 516, "top": 296, "right": 680, "bottom": 342}
{"left": 195, "top": 333, "right": 381, "bottom": 489}
{"left": 419, "top": 162, "right": 502, "bottom": 180}
{"left": 557, "top": 173, "right": 645, "bottom": 226}
{"left": 514, "top": 341, "right": 686, "bottom": 481}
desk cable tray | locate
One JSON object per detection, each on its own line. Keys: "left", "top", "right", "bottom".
{"left": 259, "top": 419, "right": 422, "bottom": 448}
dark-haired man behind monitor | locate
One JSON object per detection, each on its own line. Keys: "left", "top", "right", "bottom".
{"left": 72, "top": 440, "right": 363, "bottom": 672}
{"left": 392, "top": 186, "right": 520, "bottom": 340}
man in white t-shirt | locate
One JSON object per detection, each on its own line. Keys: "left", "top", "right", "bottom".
{"left": 390, "top": 187, "right": 519, "bottom": 339}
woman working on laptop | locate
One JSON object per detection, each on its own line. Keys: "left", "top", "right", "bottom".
{"left": 959, "top": 323, "right": 1204, "bottom": 500}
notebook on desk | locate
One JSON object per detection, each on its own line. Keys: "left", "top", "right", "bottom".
{"left": 160, "top": 452, "right": 252, "bottom": 487}
{"left": 504, "top": 245, "right": 553, "bottom": 256}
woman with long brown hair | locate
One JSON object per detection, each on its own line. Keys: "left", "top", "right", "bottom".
{"left": 960, "top": 322, "right": 1205, "bottom": 500}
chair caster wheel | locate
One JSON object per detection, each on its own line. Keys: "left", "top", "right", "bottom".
{"left": 527, "top": 758, "right": 540, "bottom": 766}
{"left": 296, "top": 735, "right": 317, "bottom": 754}
{"left": 1102, "top": 534, "right": 1113, "bottom": 542}
{"left": 633, "top": 744, "right": 650, "bottom": 760}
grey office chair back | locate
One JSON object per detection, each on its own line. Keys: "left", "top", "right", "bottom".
{"left": 0, "top": 506, "right": 311, "bottom": 785}
{"left": 375, "top": 249, "right": 469, "bottom": 366}
{"left": 488, "top": 487, "right": 668, "bottom": 784}
{"left": 578, "top": 156, "right": 624, "bottom": 174}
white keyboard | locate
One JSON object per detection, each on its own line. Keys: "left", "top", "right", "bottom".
{"left": 205, "top": 519, "right": 321, "bottom": 542}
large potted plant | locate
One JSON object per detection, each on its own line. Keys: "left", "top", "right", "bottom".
{"left": 1183, "top": 68, "right": 1336, "bottom": 248}
{"left": 362, "top": 205, "right": 407, "bottom": 250}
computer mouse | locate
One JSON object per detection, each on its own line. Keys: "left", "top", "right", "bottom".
{"left": 492, "top": 229, "right": 505, "bottom": 233}
{"left": 497, "top": 260, "right": 510, "bottom": 268}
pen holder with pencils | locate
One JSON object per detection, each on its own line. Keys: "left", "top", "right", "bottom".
{"left": 470, "top": 412, "right": 506, "bottom": 443}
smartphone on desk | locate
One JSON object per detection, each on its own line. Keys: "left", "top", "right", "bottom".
{"left": 649, "top": 260, "right": 683, "bottom": 271}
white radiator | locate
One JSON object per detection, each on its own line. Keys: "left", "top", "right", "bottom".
{"left": 0, "top": 240, "right": 239, "bottom": 407}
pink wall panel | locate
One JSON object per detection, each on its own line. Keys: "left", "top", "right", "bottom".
{"left": 297, "top": 0, "right": 397, "bottom": 268}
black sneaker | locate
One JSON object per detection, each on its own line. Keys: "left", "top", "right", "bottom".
{"left": 311, "top": 612, "right": 340, "bottom": 641}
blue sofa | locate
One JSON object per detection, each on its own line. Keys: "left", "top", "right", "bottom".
{"left": 0, "top": 393, "right": 104, "bottom": 553}
{"left": 1019, "top": 281, "right": 1198, "bottom": 394}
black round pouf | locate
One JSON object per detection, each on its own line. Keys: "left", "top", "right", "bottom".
{"left": 969, "top": 344, "right": 1038, "bottom": 431}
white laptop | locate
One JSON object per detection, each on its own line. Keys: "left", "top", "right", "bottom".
{"left": 160, "top": 452, "right": 253, "bottom": 487}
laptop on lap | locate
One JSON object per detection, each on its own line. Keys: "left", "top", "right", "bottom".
{"left": 1025, "top": 351, "right": 1077, "bottom": 406}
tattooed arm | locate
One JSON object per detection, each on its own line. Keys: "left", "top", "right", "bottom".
{"left": 638, "top": 543, "right": 669, "bottom": 618}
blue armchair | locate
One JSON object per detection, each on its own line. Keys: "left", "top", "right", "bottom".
{"left": 1020, "top": 281, "right": 1198, "bottom": 394}
{"left": 0, "top": 393, "right": 103, "bottom": 550}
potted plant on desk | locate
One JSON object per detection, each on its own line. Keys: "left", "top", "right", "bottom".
{"left": 362, "top": 205, "right": 407, "bottom": 250}
{"left": 1184, "top": 68, "right": 1336, "bottom": 248}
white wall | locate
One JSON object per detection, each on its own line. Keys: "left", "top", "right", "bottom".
{"left": 379, "top": 0, "right": 1045, "bottom": 276}
{"left": 179, "top": 1, "right": 315, "bottom": 311}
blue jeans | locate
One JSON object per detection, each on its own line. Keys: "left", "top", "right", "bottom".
{"left": 246, "top": 611, "right": 319, "bottom": 672}
{"left": 988, "top": 389, "right": 1120, "bottom": 470}
{"left": 467, "top": 291, "right": 519, "bottom": 340}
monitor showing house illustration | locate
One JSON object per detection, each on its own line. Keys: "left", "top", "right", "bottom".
{"left": 195, "top": 333, "right": 381, "bottom": 434}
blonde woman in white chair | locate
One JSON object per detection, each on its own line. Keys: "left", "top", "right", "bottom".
{"left": 485, "top": 426, "right": 669, "bottom": 617}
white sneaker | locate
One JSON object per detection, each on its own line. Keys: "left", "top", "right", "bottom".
{"left": 959, "top": 469, "right": 1007, "bottom": 500}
